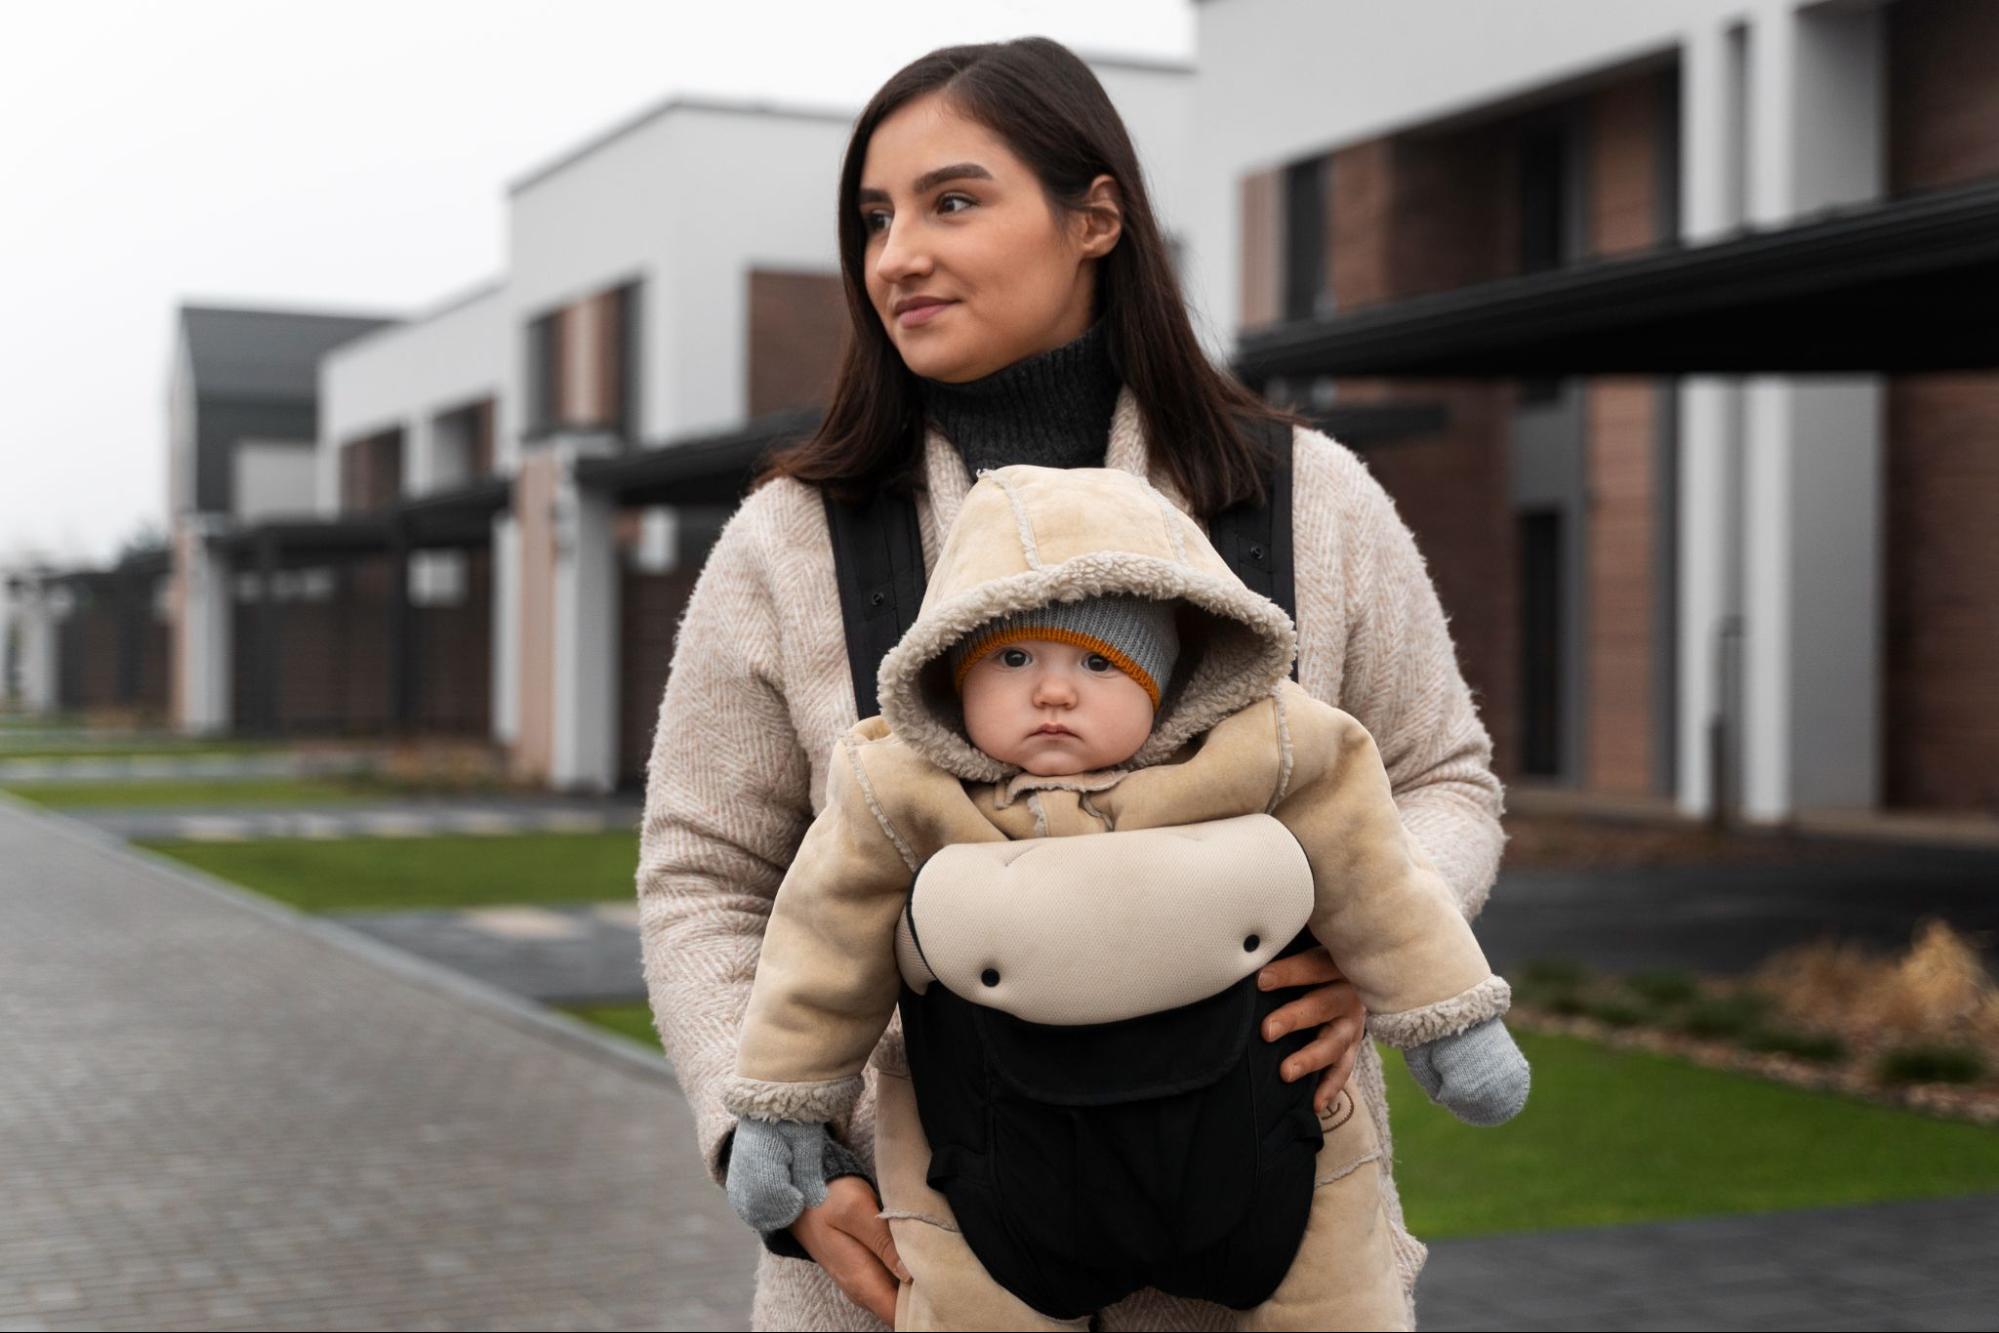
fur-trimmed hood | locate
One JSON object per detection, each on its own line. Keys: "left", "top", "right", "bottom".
{"left": 875, "top": 464, "right": 1298, "bottom": 783}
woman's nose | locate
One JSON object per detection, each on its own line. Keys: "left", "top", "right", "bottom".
{"left": 874, "top": 217, "right": 930, "bottom": 286}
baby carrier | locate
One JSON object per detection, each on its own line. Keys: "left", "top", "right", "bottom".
{"left": 822, "top": 416, "right": 1325, "bottom": 1319}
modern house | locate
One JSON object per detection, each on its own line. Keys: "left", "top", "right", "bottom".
{"left": 28, "top": 12, "right": 1993, "bottom": 830}
{"left": 1188, "top": 0, "right": 1999, "bottom": 822}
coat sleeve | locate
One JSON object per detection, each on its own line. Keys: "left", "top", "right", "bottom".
{"left": 721, "top": 735, "right": 917, "bottom": 1125}
{"left": 634, "top": 503, "right": 817, "bottom": 1189}
{"left": 1320, "top": 436, "right": 1508, "bottom": 921}
{"left": 1270, "top": 688, "right": 1512, "bottom": 1047}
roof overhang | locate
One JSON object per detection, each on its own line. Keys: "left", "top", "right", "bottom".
{"left": 1234, "top": 178, "right": 1999, "bottom": 381}
{"left": 577, "top": 408, "right": 820, "bottom": 505}
{"left": 216, "top": 478, "right": 512, "bottom": 565}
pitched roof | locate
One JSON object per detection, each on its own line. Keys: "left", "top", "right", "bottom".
{"left": 179, "top": 304, "right": 401, "bottom": 401}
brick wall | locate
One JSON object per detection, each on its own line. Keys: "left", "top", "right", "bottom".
{"left": 1889, "top": 0, "right": 1999, "bottom": 195}
{"left": 1587, "top": 74, "right": 1667, "bottom": 258}
{"left": 747, "top": 269, "right": 847, "bottom": 418}
{"left": 1884, "top": 374, "right": 1999, "bottom": 812}
{"left": 412, "top": 550, "right": 492, "bottom": 735}
{"left": 618, "top": 565, "right": 701, "bottom": 786}
{"left": 1582, "top": 71, "right": 1667, "bottom": 795}
{"left": 1583, "top": 380, "right": 1659, "bottom": 795}
{"left": 1346, "top": 383, "right": 1520, "bottom": 779}
{"left": 1239, "top": 168, "right": 1280, "bottom": 328}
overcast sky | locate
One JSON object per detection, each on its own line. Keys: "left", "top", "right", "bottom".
{"left": 0, "top": 0, "right": 1193, "bottom": 567}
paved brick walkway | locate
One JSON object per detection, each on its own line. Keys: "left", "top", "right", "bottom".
{"left": 0, "top": 797, "right": 754, "bottom": 1331}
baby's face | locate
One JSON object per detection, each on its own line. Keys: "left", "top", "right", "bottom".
{"left": 959, "top": 637, "right": 1156, "bottom": 776}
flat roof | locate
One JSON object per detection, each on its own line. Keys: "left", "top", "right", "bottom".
{"left": 179, "top": 304, "right": 401, "bottom": 401}
{"left": 1234, "top": 178, "right": 1999, "bottom": 379}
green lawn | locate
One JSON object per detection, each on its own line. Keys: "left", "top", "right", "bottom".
{"left": 138, "top": 832, "right": 641, "bottom": 913}
{"left": 559, "top": 1002, "right": 663, "bottom": 1048}
{"left": 6, "top": 777, "right": 387, "bottom": 808}
{"left": 566, "top": 1015, "right": 1999, "bottom": 1238}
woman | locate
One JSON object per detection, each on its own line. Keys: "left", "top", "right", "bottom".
{"left": 637, "top": 36, "right": 1505, "bottom": 1331}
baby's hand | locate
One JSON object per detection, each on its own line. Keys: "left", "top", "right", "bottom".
{"left": 725, "top": 1115, "right": 832, "bottom": 1232}
{"left": 1404, "top": 1017, "right": 1530, "bottom": 1126}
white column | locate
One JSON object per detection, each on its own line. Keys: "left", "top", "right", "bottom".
{"left": 1732, "top": 4, "right": 1885, "bottom": 820}
{"left": 1675, "top": 377, "right": 1742, "bottom": 818}
{"left": 550, "top": 434, "right": 619, "bottom": 793}
{"left": 1675, "top": 20, "right": 1749, "bottom": 818}
{"left": 17, "top": 579, "right": 60, "bottom": 714}
{"left": 176, "top": 517, "right": 234, "bottom": 734}
{"left": 492, "top": 512, "right": 520, "bottom": 745}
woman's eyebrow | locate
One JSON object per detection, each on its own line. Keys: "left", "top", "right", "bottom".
{"left": 857, "top": 162, "right": 994, "bottom": 205}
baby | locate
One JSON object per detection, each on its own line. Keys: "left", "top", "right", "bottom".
{"left": 723, "top": 464, "right": 1527, "bottom": 1330}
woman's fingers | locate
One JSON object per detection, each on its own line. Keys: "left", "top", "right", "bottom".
{"left": 793, "top": 1177, "right": 903, "bottom": 1325}
{"left": 1257, "top": 944, "right": 1347, "bottom": 993}
{"left": 862, "top": 1213, "right": 912, "bottom": 1284}
{"left": 1261, "top": 975, "right": 1362, "bottom": 1042}
{"left": 1276, "top": 1003, "right": 1364, "bottom": 1082}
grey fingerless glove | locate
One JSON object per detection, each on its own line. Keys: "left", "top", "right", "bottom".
{"left": 1404, "top": 1016, "right": 1531, "bottom": 1126}
{"left": 725, "top": 1115, "right": 834, "bottom": 1233}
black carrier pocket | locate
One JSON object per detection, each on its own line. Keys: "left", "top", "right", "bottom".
{"left": 897, "top": 928, "right": 1327, "bottom": 1319}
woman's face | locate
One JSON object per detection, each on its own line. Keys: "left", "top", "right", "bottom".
{"left": 858, "top": 92, "right": 1120, "bottom": 382}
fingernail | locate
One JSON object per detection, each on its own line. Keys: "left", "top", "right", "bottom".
{"left": 1264, "top": 1020, "right": 1281, "bottom": 1039}
{"left": 1258, "top": 970, "right": 1273, "bottom": 989}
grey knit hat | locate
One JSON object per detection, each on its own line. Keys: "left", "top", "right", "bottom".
{"left": 947, "top": 594, "right": 1180, "bottom": 708}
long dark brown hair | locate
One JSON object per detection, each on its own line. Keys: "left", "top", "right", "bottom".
{"left": 753, "top": 36, "right": 1303, "bottom": 517}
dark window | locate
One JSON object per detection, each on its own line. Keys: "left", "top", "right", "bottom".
{"left": 525, "top": 311, "right": 562, "bottom": 436}
{"left": 339, "top": 428, "right": 404, "bottom": 513}
{"left": 614, "top": 281, "right": 642, "bottom": 443}
{"left": 1520, "top": 120, "right": 1571, "bottom": 274}
{"left": 1283, "top": 156, "right": 1329, "bottom": 321}
{"left": 1519, "top": 510, "right": 1563, "bottom": 776}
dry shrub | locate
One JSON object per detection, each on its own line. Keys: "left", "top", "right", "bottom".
{"left": 1754, "top": 920, "right": 1995, "bottom": 1045}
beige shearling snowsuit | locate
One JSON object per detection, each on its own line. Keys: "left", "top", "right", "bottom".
{"left": 723, "top": 463, "right": 1512, "bottom": 1330}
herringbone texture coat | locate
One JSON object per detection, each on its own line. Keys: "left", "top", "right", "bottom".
{"left": 638, "top": 388, "right": 1506, "bottom": 1330}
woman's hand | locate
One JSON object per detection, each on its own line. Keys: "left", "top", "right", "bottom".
{"left": 1258, "top": 945, "right": 1369, "bottom": 1114}
{"left": 790, "top": 1175, "right": 911, "bottom": 1326}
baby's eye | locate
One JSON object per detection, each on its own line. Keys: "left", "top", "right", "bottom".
{"left": 999, "top": 647, "right": 1030, "bottom": 668}
{"left": 1084, "top": 653, "right": 1114, "bottom": 673}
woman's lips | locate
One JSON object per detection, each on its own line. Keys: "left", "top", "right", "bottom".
{"left": 897, "top": 300, "right": 953, "bottom": 328}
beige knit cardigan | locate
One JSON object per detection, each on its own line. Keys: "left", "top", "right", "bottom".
{"left": 636, "top": 386, "right": 1507, "bottom": 1331}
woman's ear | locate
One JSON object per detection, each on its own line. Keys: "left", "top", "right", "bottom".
{"left": 1074, "top": 173, "right": 1123, "bottom": 259}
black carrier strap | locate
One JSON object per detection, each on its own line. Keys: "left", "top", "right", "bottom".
{"left": 823, "top": 414, "right": 1298, "bottom": 721}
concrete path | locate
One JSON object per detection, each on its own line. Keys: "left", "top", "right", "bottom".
{"left": 1418, "top": 1192, "right": 1999, "bottom": 1331}
{"left": 0, "top": 753, "right": 378, "bottom": 782}
{"left": 333, "top": 904, "right": 645, "bottom": 1004}
{"left": 1477, "top": 846, "right": 1999, "bottom": 976}
{"left": 0, "top": 796, "right": 753, "bottom": 1332}
{"left": 73, "top": 796, "right": 643, "bottom": 843}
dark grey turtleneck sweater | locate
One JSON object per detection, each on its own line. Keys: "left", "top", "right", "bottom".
{"left": 917, "top": 316, "right": 1123, "bottom": 474}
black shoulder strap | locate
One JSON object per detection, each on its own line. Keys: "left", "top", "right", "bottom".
{"left": 823, "top": 414, "right": 1298, "bottom": 720}
{"left": 823, "top": 486, "right": 927, "bottom": 722}
{"left": 1206, "top": 414, "right": 1299, "bottom": 683}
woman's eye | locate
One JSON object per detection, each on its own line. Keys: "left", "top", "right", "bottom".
{"left": 862, "top": 209, "right": 888, "bottom": 234}
{"left": 938, "top": 192, "right": 974, "bottom": 215}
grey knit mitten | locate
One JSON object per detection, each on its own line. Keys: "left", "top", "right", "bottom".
{"left": 1404, "top": 1016, "right": 1531, "bottom": 1127}
{"left": 725, "top": 1115, "right": 832, "bottom": 1233}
